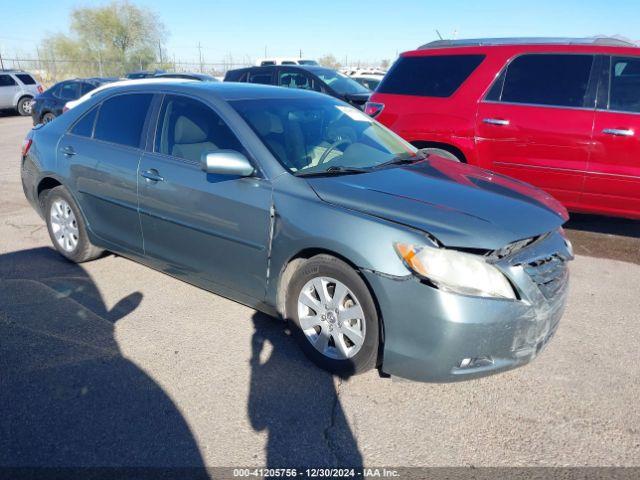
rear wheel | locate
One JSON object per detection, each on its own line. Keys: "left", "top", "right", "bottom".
{"left": 42, "top": 112, "right": 56, "bottom": 124}
{"left": 285, "top": 254, "right": 380, "bottom": 376}
{"left": 43, "top": 186, "right": 103, "bottom": 263}
{"left": 17, "top": 97, "right": 33, "bottom": 116}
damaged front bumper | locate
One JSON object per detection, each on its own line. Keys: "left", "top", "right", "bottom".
{"left": 365, "top": 231, "right": 571, "bottom": 382}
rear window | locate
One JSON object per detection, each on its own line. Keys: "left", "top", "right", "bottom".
{"left": 16, "top": 74, "right": 36, "bottom": 85}
{"left": 94, "top": 94, "right": 153, "bottom": 148}
{"left": 248, "top": 72, "right": 273, "bottom": 85}
{"left": 377, "top": 54, "right": 485, "bottom": 97}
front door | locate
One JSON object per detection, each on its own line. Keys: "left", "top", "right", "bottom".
{"left": 62, "top": 93, "right": 153, "bottom": 254}
{"left": 0, "top": 74, "right": 19, "bottom": 108}
{"left": 585, "top": 55, "right": 640, "bottom": 218}
{"left": 138, "top": 94, "right": 272, "bottom": 299}
{"left": 476, "top": 53, "right": 597, "bottom": 207}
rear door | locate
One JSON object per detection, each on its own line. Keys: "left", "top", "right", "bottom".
{"left": 138, "top": 94, "right": 272, "bottom": 299}
{"left": 61, "top": 93, "right": 153, "bottom": 254}
{"left": 586, "top": 55, "right": 640, "bottom": 217}
{"left": 476, "top": 53, "right": 598, "bottom": 206}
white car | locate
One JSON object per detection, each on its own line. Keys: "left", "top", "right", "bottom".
{"left": 254, "top": 57, "right": 319, "bottom": 66}
{"left": 0, "top": 70, "right": 43, "bottom": 115}
{"left": 64, "top": 77, "right": 195, "bottom": 111}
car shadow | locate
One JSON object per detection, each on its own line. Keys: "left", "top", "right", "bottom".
{"left": 563, "top": 214, "right": 640, "bottom": 265}
{"left": 0, "top": 247, "right": 208, "bottom": 477}
{"left": 248, "top": 312, "right": 363, "bottom": 469}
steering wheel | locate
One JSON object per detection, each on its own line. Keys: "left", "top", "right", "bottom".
{"left": 318, "top": 138, "right": 352, "bottom": 165}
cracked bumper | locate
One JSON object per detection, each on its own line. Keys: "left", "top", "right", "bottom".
{"left": 363, "top": 258, "right": 569, "bottom": 383}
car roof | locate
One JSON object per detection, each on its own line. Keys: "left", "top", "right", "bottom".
{"left": 98, "top": 80, "right": 330, "bottom": 101}
{"left": 407, "top": 37, "right": 640, "bottom": 56}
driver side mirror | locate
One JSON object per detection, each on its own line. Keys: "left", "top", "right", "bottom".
{"left": 200, "top": 150, "right": 254, "bottom": 177}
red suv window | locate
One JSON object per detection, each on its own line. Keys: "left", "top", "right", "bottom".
{"left": 377, "top": 55, "right": 485, "bottom": 97}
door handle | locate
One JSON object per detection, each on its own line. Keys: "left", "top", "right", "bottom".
{"left": 61, "top": 146, "right": 76, "bottom": 156}
{"left": 483, "top": 118, "right": 510, "bottom": 126}
{"left": 141, "top": 169, "right": 164, "bottom": 183}
{"left": 602, "top": 128, "right": 634, "bottom": 137}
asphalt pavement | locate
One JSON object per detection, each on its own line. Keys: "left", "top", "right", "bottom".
{"left": 1, "top": 114, "right": 638, "bottom": 470}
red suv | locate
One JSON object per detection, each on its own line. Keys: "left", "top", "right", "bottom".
{"left": 367, "top": 37, "right": 640, "bottom": 220}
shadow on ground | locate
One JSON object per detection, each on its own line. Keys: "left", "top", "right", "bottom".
{"left": 0, "top": 247, "right": 207, "bottom": 476}
{"left": 248, "top": 312, "right": 363, "bottom": 468}
{"left": 564, "top": 214, "right": 640, "bottom": 265}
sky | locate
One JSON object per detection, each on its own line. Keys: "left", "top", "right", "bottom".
{"left": 1, "top": 0, "right": 639, "bottom": 66}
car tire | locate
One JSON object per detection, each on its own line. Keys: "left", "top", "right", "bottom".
{"left": 43, "top": 186, "right": 104, "bottom": 263}
{"left": 42, "top": 112, "right": 56, "bottom": 124}
{"left": 420, "top": 147, "right": 462, "bottom": 162}
{"left": 17, "top": 97, "right": 33, "bottom": 116}
{"left": 285, "top": 254, "right": 380, "bottom": 376}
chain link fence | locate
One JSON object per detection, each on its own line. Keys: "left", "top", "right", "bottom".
{"left": 0, "top": 57, "right": 251, "bottom": 86}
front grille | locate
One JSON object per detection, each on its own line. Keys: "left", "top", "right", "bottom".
{"left": 523, "top": 254, "right": 568, "bottom": 300}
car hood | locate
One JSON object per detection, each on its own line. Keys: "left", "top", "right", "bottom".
{"left": 305, "top": 156, "right": 569, "bottom": 250}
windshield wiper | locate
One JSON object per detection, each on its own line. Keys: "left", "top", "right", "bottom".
{"left": 295, "top": 165, "right": 371, "bottom": 177}
{"left": 371, "top": 151, "right": 428, "bottom": 170}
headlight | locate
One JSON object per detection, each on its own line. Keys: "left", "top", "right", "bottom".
{"left": 395, "top": 242, "right": 516, "bottom": 299}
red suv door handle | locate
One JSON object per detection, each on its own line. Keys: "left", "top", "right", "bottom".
{"left": 483, "top": 118, "right": 510, "bottom": 126}
{"left": 602, "top": 128, "right": 634, "bottom": 137}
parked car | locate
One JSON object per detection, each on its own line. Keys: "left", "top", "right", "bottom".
{"left": 31, "top": 77, "right": 116, "bottom": 125}
{"left": 21, "top": 81, "right": 573, "bottom": 382}
{"left": 0, "top": 69, "right": 42, "bottom": 116}
{"left": 126, "top": 69, "right": 165, "bottom": 79}
{"left": 352, "top": 74, "right": 382, "bottom": 91}
{"left": 154, "top": 72, "right": 218, "bottom": 82}
{"left": 367, "top": 37, "right": 640, "bottom": 220}
{"left": 225, "top": 65, "right": 371, "bottom": 109}
{"left": 255, "top": 57, "right": 319, "bottom": 66}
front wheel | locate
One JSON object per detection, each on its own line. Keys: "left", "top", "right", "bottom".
{"left": 285, "top": 254, "right": 380, "bottom": 376}
{"left": 43, "top": 186, "right": 104, "bottom": 263}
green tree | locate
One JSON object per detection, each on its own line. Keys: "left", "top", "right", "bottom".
{"left": 318, "top": 54, "right": 342, "bottom": 70}
{"left": 41, "top": 0, "right": 167, "bottom": 79}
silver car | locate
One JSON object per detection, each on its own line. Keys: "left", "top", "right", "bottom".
{"left": 20, "top": 81, "right": 573, "bottom": 382}
{"left": 0, "top": 69, "right": 42, "bottom": 115}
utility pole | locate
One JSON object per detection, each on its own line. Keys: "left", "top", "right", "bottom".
{"left": 299, "top": 49, "right": 302, "bottom": 59}
{"left": 0, "top": 48, "right": 5, "bottom": 70}
{"left": 158, "top": 41, "right": 164, "bottom": 66}
{"left": 264, "top": 45, "right": 267, "bottom": 58}
{"left": 197, "top": 42, "right": 203, "bottom": 72}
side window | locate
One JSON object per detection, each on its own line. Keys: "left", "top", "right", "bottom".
{"left": 54, "top": 82, "right": 80, "bottom": 100}
{"left": 80, "top": 83, "right": 97, "bottom": 95}
{"left": 16, "top": 74, "right": 36, "bottom": 85}
{"left": 609, "top": 56, "right": 640, "bottom": 113}
{"left": 278, "top": 71, "right": 313, "bottom": 90}
{"left": 70, "top": 107, "right": 98, "bottom": 138}
{"left": 0, "top": 74, "right": 17, "bottom": 87}
{"left": 94, "top": 94, "right": 153, "bottom": 148}
{"left": 377, "top": 55, "right": 485, "bottom": 97}
{"left": 155, "top": 95, "right": 243, "bottom": 163}
{"left": 248, "top": 71, "right": 273, "bottom": 85}
{"left": 499, "top": 54, "right": 594, "bottom": 107}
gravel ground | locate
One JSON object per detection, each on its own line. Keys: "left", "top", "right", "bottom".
{"left": 1, "top": 114, "right": 638, "bottom": 470}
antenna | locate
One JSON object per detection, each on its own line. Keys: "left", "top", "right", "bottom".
{"left": 435, "top": 29, "right": 443, "bottom": 40}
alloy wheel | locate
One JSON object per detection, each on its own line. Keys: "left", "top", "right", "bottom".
{"left": 297, "top": 276, "right": 366, "bottom": 360}
{"left": 50, "top": 199, "right": 79, "bottom": 252}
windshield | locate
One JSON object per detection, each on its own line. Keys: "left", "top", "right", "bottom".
{"left": 230, "top": 97, "right": 418, "bottom": 175}
{"left": 313, "top": 69, "right": 371, "bottom": 95}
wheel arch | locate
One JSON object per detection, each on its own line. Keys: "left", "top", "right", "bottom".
{"left": 36, "top": 176, "right": 63, "bottom": 213}
{"left": 275, "top": 247, "right": 385, "bottom": 365}
{"left": 410, "top": 140, "right": 467, "bottom": 163}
